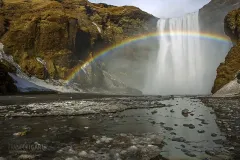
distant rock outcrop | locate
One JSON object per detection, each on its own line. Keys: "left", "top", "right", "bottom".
{"left": 199, "top": 0, "right": 240, "bottom": 35}
{"left": 199, "top": 0, "right": 240, "bottom": 94}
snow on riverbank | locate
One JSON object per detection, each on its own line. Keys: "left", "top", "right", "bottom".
{"left": 213, "top": 79, "right": 240, "bottom": 97}
{"left": 11, "top": 74, "right": 83, "bottom": 93}
{"left": 0, "top": 96, "right": 167, "bottom": 117}
{"left": 8, "top": 73, "right": 51, "bottom": 92}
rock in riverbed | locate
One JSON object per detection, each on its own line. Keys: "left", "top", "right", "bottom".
{"left": 182, "top": 109, "right": 189, "bottom": 117}
{"left": 198, "top": 130, "right": 205, "bottom": 133}
{"left": 172, "top": 137, "right": 186, "bottom": 143}
{"left": 183, "top": 124, "right": 195, "bottom": 129}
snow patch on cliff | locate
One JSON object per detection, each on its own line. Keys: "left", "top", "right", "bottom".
{"left": 92, "top": 22, "right": 101, "bottom": 33}
{"left": 213, "top": 79, "right": 240, "bottom": 97}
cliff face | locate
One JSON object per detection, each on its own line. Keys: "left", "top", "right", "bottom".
{"left": 0, "top": 0, "right": 158, "bottom": 80}
{"left": 212, "top": 8, "right": 240, "bottom": 93}
{"left": 0, "top": 58, "right": 18, "bottom": 94}
{"left": 199, "top": 0, "right": 240, "bottom": 93}
{"left": 199, "top": 0, "right": 240, "bottom": 35}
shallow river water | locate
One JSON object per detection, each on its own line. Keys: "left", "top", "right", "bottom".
{"left": 0, "top": 95, "right": 233, "bottom": 160}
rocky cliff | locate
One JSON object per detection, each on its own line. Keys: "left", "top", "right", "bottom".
{"left": 0, "top": 0, "right": 158, "bottom": 82}
{"left": 3, "top": 0, "right": 239, "bottom": 95}
{"left": 0, "top": 60, "right": 18, "bottom": 94}
{"left": 0, "top": 42, "right": 18, "bottom": 94}
{"left": 212, "top": 8, "right": 240, "bottom": 93}
{"left": 199, "top": 0, "right": 240, "bottom": 94}
{"left": 199, "top": 0, "right": 240, "bottom": 35}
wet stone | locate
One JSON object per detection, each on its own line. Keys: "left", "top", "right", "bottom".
{"left": 164, "top": 127, "right": 173, "bottom": 131}
{"left": 67, "top": 147, "right": 77, "bottom": 155}
{"left": 127, "top": 145, "right": 138, "bottom": 153}
{"left": 213, "top": 139, "right": 224, "bottom": 145}
{"left": 172, "top": 137, "right": 186, "bottom": 142}
{"left": 78, "top": 151, "right": 87, "bottom": 157}
{"left": 151, "top": 110, "right": 157, "bottom": 114}
{"left": 120, "top": 150, "right": 127, "bottom": 156}
{"left": 100, "top": 136, "right": 113, "bottom": 143}
{"left": 198, "top": 130, "right": 205, "bottom": 133}
{"left": 182, "top": 109, "right": 189, "bottom": 116}
{"left": 150, "top": 135, "right": 164, "bottom": 145}
{"left": 185, "top": 152, "right": 196, "bottom": 157}
{"left": 183, "top": 124, "right": 195, "bottom": 129}
{"left": 211, "top": 133, "right": 217, "bottom": 137}
{"left": 18, "top": 155, "right": 35, "bottom": 160}
{"left": 189, "top": 124, "right": 195, "bottom": 129}
{"left": 181, "top": 149, "right": 196, "bottom": 157}
{"left": 151, "top": 121, "right": 156, "bottom": 125}
{"left": 65, "top": 157, "right": 78, "bottom": 160}
{"left": 202, "top": 120, "right": 209, "bottom": 125}
{"left": 229, "top": 147, "right": 234, "bottom": 151}
{"left": 205, "top": 150, "right": 216, "bottom": 156}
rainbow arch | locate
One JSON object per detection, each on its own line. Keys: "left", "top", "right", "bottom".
{"left": 65, "top": 31, "right": 231, "bottom": 83}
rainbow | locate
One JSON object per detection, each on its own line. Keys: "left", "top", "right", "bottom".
{"left": 65, "top": 31, "right": 231, "bottom": 83}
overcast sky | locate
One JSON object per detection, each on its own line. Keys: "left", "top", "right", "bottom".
{"left": 89, "top": 0, "right": 210, "bottom": 18}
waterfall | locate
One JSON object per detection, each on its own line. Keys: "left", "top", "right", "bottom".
{"left": 144, "top": 12, "right": 206, "bottom": 95}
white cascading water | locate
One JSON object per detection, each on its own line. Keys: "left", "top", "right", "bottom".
{"left": 145, "top": 12, "right": 206, "bottom": 95}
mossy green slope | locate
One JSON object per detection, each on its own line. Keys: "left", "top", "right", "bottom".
{"left": 0, "top": 0, "right": 157, "bottom": 80}
{"left": 212, "top": 8, "right": 240, "bottom": 93}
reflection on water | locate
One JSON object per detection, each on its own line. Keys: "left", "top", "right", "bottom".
{"left": 159, "top": 98, "right": 225, "bottom": 159}
{"left": 73, "top": 97, "right": 225, "bottom": 159}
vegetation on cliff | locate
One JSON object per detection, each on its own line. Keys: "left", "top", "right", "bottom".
{"left": 212, "top": 8, "right": 240, "bottom": 93}
{"left": 0, "top": 0, "right": 157, "bottom": 80}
